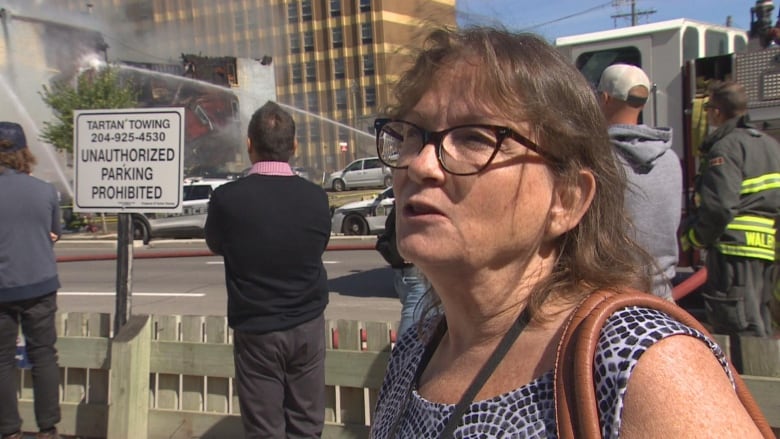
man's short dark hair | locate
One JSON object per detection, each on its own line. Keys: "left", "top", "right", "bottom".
{"left": 708, "top": 80, "right": 748, "bottom": 119}
{"left": 247, "top": 101, "right": 296, "bottom": 162}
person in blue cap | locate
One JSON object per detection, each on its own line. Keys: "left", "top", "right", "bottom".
{"left": 0, "top": 122, "right": 61, "bottom": 439}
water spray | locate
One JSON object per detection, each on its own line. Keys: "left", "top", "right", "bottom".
{"left": 277, "top": 102, "right": 373, "bottom": 139}
{"left": 0, "top": 76, "right": 74, "bottom": 199}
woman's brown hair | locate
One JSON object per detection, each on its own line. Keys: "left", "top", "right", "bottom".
{"left": 386, "top": 27, "right": 655, "bottom": 320}
{"left": 0, "top": 140, "right": 36, "bottom": 174}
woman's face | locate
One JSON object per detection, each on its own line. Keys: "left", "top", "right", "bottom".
{"left": 393, "top": 69, "right": 569, "bottom": 274}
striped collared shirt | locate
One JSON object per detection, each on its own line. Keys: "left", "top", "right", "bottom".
{"left": 247, "top": 161, "right": 294, "bottom": 176}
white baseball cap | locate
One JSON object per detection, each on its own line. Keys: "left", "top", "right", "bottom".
{"left": 597, "top": 64, "right": 651, "bottom": 105}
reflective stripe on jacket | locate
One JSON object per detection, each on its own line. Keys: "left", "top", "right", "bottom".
{"left": 718, "top": 215, "right": 775, "bottom": 261}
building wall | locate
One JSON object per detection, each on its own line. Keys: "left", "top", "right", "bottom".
{"left": 0, "top": 7, "right": 112, "bottom": 200}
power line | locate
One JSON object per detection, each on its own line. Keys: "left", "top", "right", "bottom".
{"left": 519, "top": 1, "right": 615, "bottom": 32}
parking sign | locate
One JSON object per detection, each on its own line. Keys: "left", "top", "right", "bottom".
{"left": 73, "top": 108, "right": 185, "bottom": 213}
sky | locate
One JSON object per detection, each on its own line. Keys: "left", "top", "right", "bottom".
{"left": 456, "top": 0, "right": 758, "bottom": 42}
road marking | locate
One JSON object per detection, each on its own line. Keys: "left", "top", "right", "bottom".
{"left": 59, "top": 292, "right": 205, "bottom": 297}
{"left": 207, "top": 260, "right": 339, "bottom": 265}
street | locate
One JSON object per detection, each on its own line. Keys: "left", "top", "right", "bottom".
{"left": 54, "top": 237, "right": 402, "bottom": 324}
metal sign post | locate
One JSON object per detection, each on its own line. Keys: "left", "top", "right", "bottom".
{"left": 72, "top": 108, "right": 185, "bottom": 335}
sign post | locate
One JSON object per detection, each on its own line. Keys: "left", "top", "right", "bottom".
{"left": 73, "top": 108, "right": 185, "bottom": 334}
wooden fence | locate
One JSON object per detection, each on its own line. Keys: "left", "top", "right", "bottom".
{"left": 15, "top": 312, "right": 780, "bottom": 438}
{"left": 17, "top": 313, "right": 393, "bottom": 439}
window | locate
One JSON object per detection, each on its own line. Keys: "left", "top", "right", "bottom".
{"left": 330, "top": 0, "right": 341, "bottom": 17}
{"left": 292, "top": 63, "right": 303, "bottom": 84}
{"left": 294, "top": 93, "right": 305, "bottom": 110}
{"left": 301, "top": 0, "right": 312, "bottom": 21}
{"left": 183, "top": 185, "right": 212, "bottom": 201}
{"left": 246, "top": 7, "right": 258, "bottom": 29}
{"left": 334, "top": 58, "right": 345, "bottom": 79}
{"left": 365, "top": 86, "right": 376, "bottom": 107}
{"left": 307, "top": 91, "right": 318, "bottom": 111}
{"left": 362, "top": 54, "right": 375, "bottom": 75}
{"left": 360, "top": 0, "right": 371, "bottom": 13}
{"left": 351, "top": 86, "right": 361, "bottom": 112}
{"left": 237, "top": 40, "right": 249, "bottom": 57}
{"left": 336, "top": 88, "right": 347, "bottom": 110}
{"left": 345, "top": 160, "right": 362, "bottom": 171}
{"left": 290, "top": 33, "right": 300, "bottom": 53}
{"left": 332, "top": 27, "right": 343, "bottom": 48}
{"left": 287, "top": 2, "right": 298, "bottom": 23}
{"left": 683, "top": 27, "right": 700, "bottom": 61}
{"left": 364, "top": 158, "right": 381, "bottom": 169}
{"left": 304, "top": 30, "right": 314, "bottom": 52}
{"left": 705, "top": 30, "right": 728, "bottom": 56}
{"left": 734, "top": 35, "right": 747, "bottom": 53}
{"left": 361, "top": 23, "right": 373, "bottom": 44}
{"left": 125, "top": 1, "right": 153, "bottom": 20}
{"left": 234, "top": 11, "right": 246, "bottom": 33}
{"left": 305, "top": 61, "right": 316, "bottom": 82}
{"left": 575, "top": 46, "right": 642, "bottom": 89}
{"left": 310, "top": 123, "right": 321, "bottom": 142}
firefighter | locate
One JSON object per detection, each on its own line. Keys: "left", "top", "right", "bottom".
{"left": 682, "top": 80, "right": 780, "bottom": 338}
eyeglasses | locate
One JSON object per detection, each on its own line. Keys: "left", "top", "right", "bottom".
{"left": 374, "top": 118, "right": 544, "bottom": 176}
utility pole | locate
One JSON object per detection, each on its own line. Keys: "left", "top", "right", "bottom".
{"left": 611, "top": 0, "right": 656, "bottom": 27}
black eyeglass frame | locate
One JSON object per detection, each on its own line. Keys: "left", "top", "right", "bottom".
{"left": 374, "top": 118, "right": 545, "bottom": 176}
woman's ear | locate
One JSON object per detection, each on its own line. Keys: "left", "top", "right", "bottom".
{"left": 547, "top": 170, "right": 596, "bottom": 238}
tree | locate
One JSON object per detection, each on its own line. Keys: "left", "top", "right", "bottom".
{"left": 39, "top": 66, "right": 137, "bottom": 153}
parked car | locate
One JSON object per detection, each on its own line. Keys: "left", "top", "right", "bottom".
{"left": 331, "top": 187, "right": 394, "bottom": 235}
{"left": 131, "top": 178, "right": 230, "bottom": 244}
{"left": 323, "top": 157, "right": 392, "bottom": 192}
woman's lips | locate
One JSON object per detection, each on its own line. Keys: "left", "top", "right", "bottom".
{"left": 403, "top": 200, "right": 443, "bottom": 216}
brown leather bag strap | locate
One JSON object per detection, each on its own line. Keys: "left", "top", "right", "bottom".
{"left": 553, "top": 289, "right": 774, "bottom": 439}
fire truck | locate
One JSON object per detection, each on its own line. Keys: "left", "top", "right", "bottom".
{"left": 555, "top": 0, "right": 780, "bottom": 271}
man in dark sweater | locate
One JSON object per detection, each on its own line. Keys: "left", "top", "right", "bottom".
{"left": 205, "top": 102, "right": 330, "bottom": 438}
{"left": 0, "top": 122, "right": 61, "bottom": 439}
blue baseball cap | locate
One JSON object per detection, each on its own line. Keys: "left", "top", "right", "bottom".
{"left": 0, "top": 122, "right": 27, "bottom": 152}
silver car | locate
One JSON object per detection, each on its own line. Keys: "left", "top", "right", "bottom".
{"left": 324, "top": 157, "right": 392, "bottom": 192}
{"left": 331, "top": 187, "right": 394, "bottom": 235}
{"left": 131, "top": 178, "right": 230, "bottom": 244}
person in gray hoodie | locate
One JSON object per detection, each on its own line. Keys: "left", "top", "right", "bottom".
{"left": 0, "top": 122, "right": 61, "bottom": 439}
{"left": 597, "top": 64, "right": 683, "bottom": 300}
